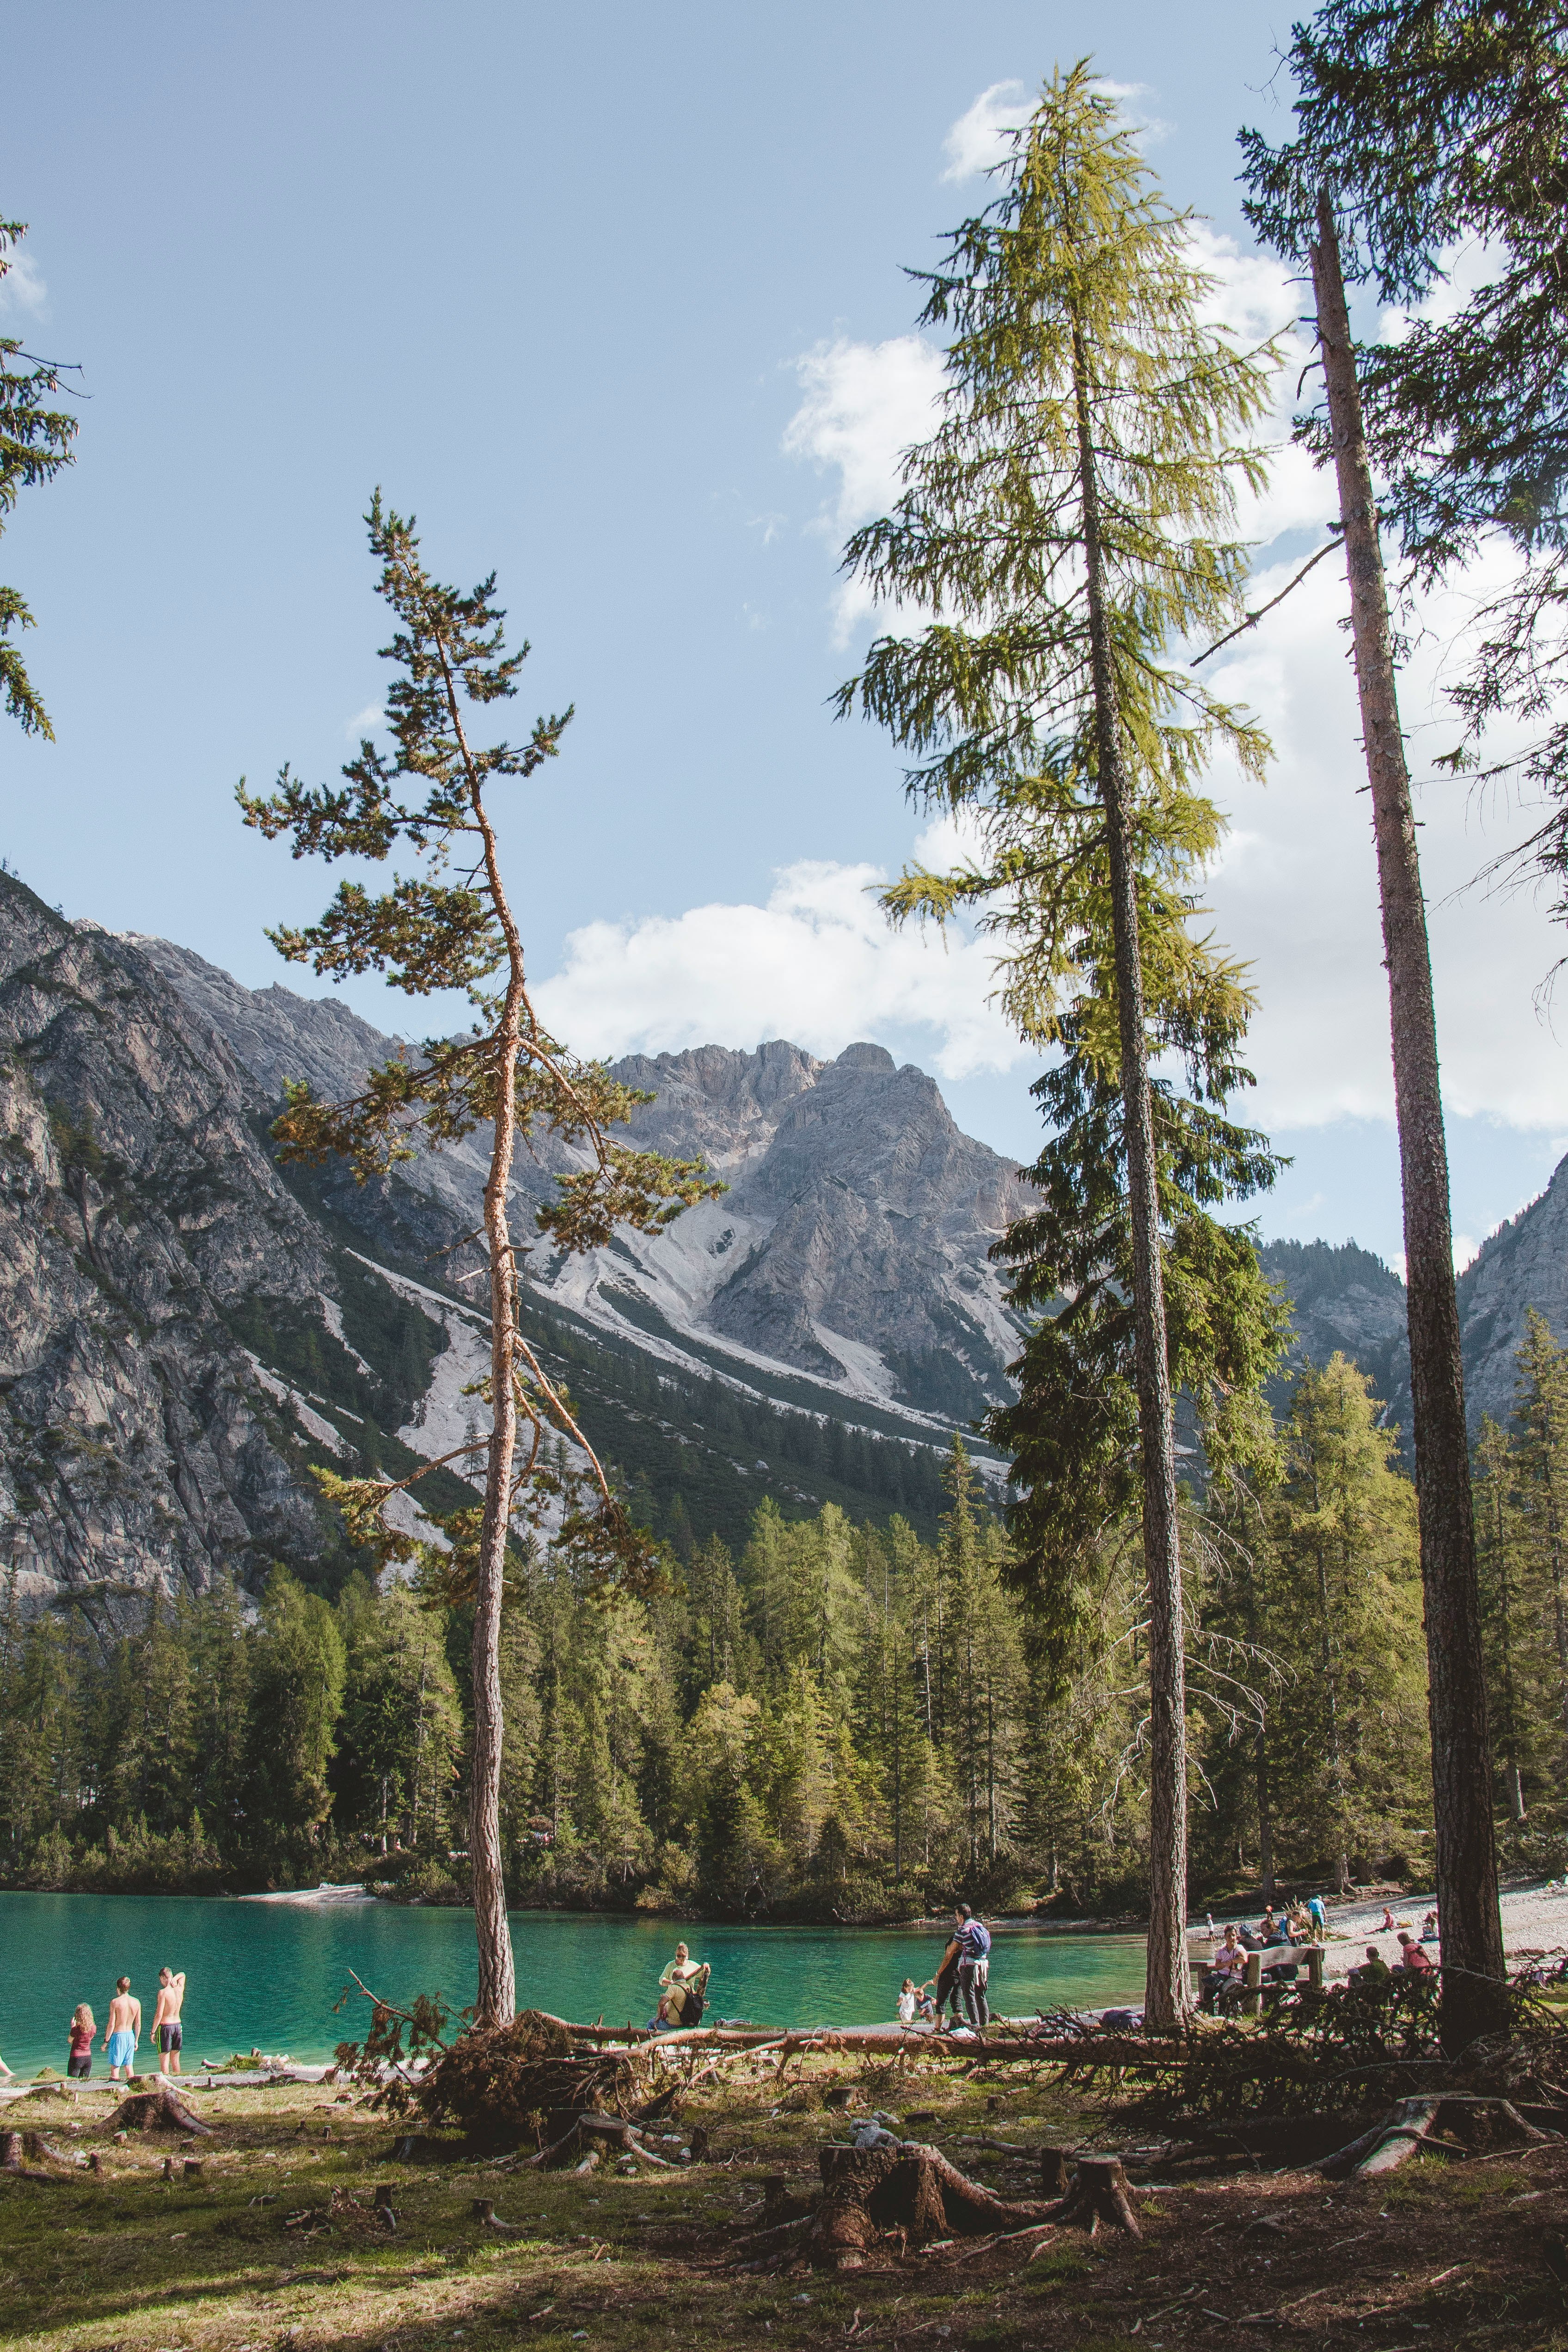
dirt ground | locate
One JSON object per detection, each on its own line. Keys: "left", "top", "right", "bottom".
{"left": 5, "top": 2046, "right": 1568, "bottom": 2352}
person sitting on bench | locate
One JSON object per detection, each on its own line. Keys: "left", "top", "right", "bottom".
{"left": 1203, "top": 1925, "right": 1247, "bottom": 2013}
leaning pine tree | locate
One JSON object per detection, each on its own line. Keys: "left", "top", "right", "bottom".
{"left": 1242, "top": 31, "right": 1509, "bottom": 2052}
{"left": 837, "top": 65, "right": 1282, "bottom": 2024}
{"left": 239, "top": 498, "right": 718, "bottom": 2026}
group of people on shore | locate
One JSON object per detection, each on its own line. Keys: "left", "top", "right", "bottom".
{"left": 56, "top": 1967, "right": 186, "bottom": 2081}
{"left": 642, "top": 1906, "right": 994, "bottom": 2041}
{"left": 1201, "top": 1899, "right": 1440, "bottom": 2014}
{"left": 900, "top": 1905, "right": 992, "bottom": 2035}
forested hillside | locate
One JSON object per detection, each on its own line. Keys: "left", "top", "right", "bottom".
{"left": 14, "top": 1305, "right": 1563, "bottom": 1918}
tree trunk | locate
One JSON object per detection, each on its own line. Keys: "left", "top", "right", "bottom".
{"left": 1256, "top": 1725, "right": 1275, "bottom": 1905}
{"left": 1073, "top": 326, "right": 1191, "bottom": 2028}
{"left": 470, "top": 790, "right": 525, "bottom": 2031}
{"left": 1310, "top": 192, "right": 1506, "bottom": 2052}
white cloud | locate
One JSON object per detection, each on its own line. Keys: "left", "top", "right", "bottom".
{"left": 343, "top": 703, "right": 384, "bottom": 738}
{"left": 941, "top": 80, "right": 1029, "bottom": 183}
{"left": 774, "top": 214, "right": 1568, "bottom": 1145}
{"left": 1200, "top": 535, "right": 1568, "bottom": 1133}
{"left": 782, "top": 333, "right": 946, "bottom": 640}
{"left": 1095, "top": 78, "right": 1172, "bottom": 146}
{"left": 783, "top": 335, "right": 945, "bottom": 534}
{"left": 0, "top": 244, "right": 47, "bottom": 319}
{"left": 533, "top": 826, "right": 1028, "bottom": 1083}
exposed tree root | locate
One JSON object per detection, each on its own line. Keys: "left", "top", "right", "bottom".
{"left": 1321, "top": 2095, "right": 1556, "bottom": 2180}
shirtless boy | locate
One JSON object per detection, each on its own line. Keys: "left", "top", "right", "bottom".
{"left": 103, "top": 1978, "right": 141, "bottom": 2079}
{"left": 152, "top": 1967, "right": 186, "bottom": 2076}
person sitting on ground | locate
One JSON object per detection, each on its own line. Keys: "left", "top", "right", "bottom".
{"left": 1380, "top": 1905, "right": 1398, "bottom": 1933}
{"left": 1350, "top": 1945, "right": 1391, "bottom": 1991}
{"left": 1396, "top": 1930, "right": 1434, "bottom": 1974}
{"left": 1421, "top": 1911, "right": 1439, "bottom": 1943}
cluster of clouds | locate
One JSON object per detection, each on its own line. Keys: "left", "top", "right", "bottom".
{"left": 535, "top": 818, "right": 1028, "bottom": 1083}
{"left": 540, "top": 79, "right": 1568, "bottom": 1147}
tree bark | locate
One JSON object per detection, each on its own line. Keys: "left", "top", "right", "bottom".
{"left": 468, "top": 781, "right": 524, "bottom": 2030}
{"left": 1310, "top": 193, "right": 1506, "bottom": 2052}
{"left": 1073, "top": 326, "right": 1191, "bottom": 2029}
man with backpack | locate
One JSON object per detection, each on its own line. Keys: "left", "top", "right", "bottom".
{"left": 955, "top": 1904, "right": 991, "bottom": 2034}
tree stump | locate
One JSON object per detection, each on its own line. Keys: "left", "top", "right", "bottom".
{"left": 1039, "top": 2146, "right": 1072, "bottom": 2197}
{"left": 1056, "top": 2156, "right": 1141, "bottom": 2239}
{"left": 112, "top": 2090, "right": 211, "bottom": 2137}
{"left": 810, "top": 2142, "right": 1053, "bottom": 2269}
{"left": 0, "top": 2133, "right": 21, "bottom": 2173}
{"left": 184, "top": 2160, "right": 203, "bottom": 2180}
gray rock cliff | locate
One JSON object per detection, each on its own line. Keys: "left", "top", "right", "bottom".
{"left": 0, "top": 882, "right": 339, "bottom": 1618}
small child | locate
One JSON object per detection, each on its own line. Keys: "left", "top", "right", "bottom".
{"left": 67, "top": 2003, "right": 94, "bottom": 2079}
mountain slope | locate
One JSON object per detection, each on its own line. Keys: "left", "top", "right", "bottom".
{"left": 0, "top": 876, "right": 454, "bottom": 1620}
{"left": 134, "top": 940, "right": 1030, "bottom": 1432}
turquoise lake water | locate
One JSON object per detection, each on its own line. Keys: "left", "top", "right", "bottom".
{"left": 0, "top": 1893, "right": 1146, "bottom": 2078}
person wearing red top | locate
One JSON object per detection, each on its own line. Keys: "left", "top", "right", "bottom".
{"left": 67, "top": 2003, "right": 94, "bottom": 2079}
{"left": 1397, "top": 1932, "right": 1434, "bottom": 1973}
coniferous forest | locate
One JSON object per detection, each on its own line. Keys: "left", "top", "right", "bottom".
{"left": 7, "top": 1315, "right": 1567, "bottom": 1916}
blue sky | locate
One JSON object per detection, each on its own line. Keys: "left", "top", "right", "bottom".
{"left": 4, "top": 0, "right": 1565, "bottom": 1271}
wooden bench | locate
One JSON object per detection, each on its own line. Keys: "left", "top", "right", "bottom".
{"left": 1186, "top": 1937, "right": 1325, "bottom": 2015}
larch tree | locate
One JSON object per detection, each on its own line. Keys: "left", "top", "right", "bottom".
{"left": 835, "top": 64, "right": 1282, "bottom": 2023}
{"left": 239, "top": 497, "right": 719, "bottom": 2027}
{"left": 0, "top": 220, "right": 77, "bottom": 738}
{"left": 1242, "top": 34, "right": 1510, "bottom": 2052}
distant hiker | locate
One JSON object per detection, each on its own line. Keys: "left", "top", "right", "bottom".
{"left": 1307, "top": 1895, "right": 1327, "bottom": 1939}
{"left": 67, "top": 2003, "right": 94, "bottom": 2080}
{"left": 103, "top": 1978, "right": 141, "bottom": 2078}
{"left": 955, "top": 1904, "right": 991, "bottom": 2034}
{"left": 153, "top": 1968, "right": 186, "bottom": 2075}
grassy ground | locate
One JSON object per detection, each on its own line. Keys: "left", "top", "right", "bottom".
{"left": 4, "top": 2047, "right": 1568, "bottom": 2352}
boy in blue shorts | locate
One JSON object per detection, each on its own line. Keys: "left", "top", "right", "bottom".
{"left": 103, "top": 1977, "right": 141, "bottom": 2079}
